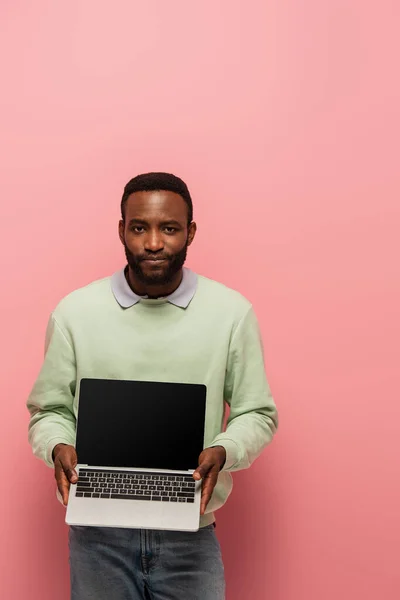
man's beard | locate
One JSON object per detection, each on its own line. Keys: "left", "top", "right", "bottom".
{"left": 123, "top": 240, "right": 189, "bottom": 286}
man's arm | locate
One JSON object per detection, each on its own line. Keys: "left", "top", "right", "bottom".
{"left": 193, "top": 304, "right": 278, "bottom": 513}
{"left": 209, "top": 305, "right": 278, "bottom": 471}
{"left": 27, "top": 314, "right": 77, "bottom": 468}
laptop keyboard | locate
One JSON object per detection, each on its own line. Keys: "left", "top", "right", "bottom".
{"left": 75, "top": 469, "right": 196, "bottom": 503}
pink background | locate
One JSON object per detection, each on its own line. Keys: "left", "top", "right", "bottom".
{"left": 1, "top": 2, "right": 399, "bottom": 599}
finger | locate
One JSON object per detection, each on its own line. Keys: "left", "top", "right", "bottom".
{"left": 193, "top": 461, "right": 213, "bottom": 481}
{"left": 55, "top": 465, "right": 71, "bottom": 506}
{"left": 55, "top": 453, "right": 78, "bottom": 506}
{"left": 201, "top": 471, "right": 217, "bottom": 498}
{"left": 200, "top": 469, "right": 219, "bottom": 515}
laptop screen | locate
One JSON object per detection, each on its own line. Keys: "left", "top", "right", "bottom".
{"left": 75, "top": 379, "right": 207, "bottom": 471}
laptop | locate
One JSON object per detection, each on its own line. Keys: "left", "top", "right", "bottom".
{"left": 66, "top": 378, "right": 207, "bottom": 532}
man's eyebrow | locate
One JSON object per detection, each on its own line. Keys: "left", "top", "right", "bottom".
{"left": 159, "top": 220, "right": 183, "bottom": 227}
{"left": 128, "top": 218, "right": 148, "bottom": 225}
{"left": 127, "top": 218, "right": 183, "bottom": 227}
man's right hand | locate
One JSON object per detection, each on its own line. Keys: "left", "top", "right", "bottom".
{"left": 53, "top": 443, "right": 78, "bottom": 506}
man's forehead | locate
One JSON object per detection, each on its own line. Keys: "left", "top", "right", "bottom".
{"left": 125, "top": 190, "right": 187, "bottom": 219}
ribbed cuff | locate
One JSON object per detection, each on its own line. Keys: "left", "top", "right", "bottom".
{"left": 45, "top": 437, "right": 72, "bottom": 468}
{"left": 208, "top": 437, "right": 241, "bottom": 471}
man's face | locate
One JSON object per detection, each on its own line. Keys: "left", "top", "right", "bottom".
{"left": 119, "top": 190, "right": 196, "bottom": 286}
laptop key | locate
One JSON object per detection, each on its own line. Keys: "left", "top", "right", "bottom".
{"left": 178, "top": 498, "right": 186, "bottom": 502}
{"left": 84, "top": 493, "right": 92, "bottom": 498}
{"left": 77, "top": 487, "right": 94, "bottom": 493}
{"left": 170, "top": 497, "right": 178, "bottom": 502}
{"left": 76, "top": 492, "right": 83, "bottom": 497}
{"left": 152, "top": 496, "right": 161, "bottom": 501}
{"left": 92, "top": 493, "right": 100, "bottom": 498}
{"left": 129, "top": 495, "right": 148, "bottom": 500}
{"left": 108, "top": 494, "right": 146, "bottom": 501}
{"left": 101, "top": 494, "right": 111, "bottom": 498}
{"left": 177, "top": 492, "right": 195, "bottom": 499}
{"left": 187, "top": 499, "right": 194, "bottom": 503}
{"left": 162, "top": 497, "right": 170, "bottom": 502}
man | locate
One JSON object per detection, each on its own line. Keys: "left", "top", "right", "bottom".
{"left": 27, "top": 172, "right": 278, "bottom": 600}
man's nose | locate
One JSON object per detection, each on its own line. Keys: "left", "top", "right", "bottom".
{"left": 144, "top": 231, "right": 164, "bottom": 253}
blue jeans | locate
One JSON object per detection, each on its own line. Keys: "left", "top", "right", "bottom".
{"left": 69, "top": 525, "right": 225, "bottom": 600}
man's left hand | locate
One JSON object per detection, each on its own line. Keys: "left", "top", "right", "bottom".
{"left": 193, "top": 446, "right": 226, "bottom": 515}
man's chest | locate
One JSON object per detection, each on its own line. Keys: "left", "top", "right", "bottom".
{"left": 71, "top": 312, "right": 232, "bottom": 384}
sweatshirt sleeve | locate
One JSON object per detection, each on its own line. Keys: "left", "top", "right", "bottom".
{"left": 27, "top": 314, "right": 77, "bottom": 468}
{"left": 210, "top": 306, "right": 278, "bottom": 471}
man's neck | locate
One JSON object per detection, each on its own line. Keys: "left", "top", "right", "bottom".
{"left": 125, "top": 267, "right": 183, "bottom": 299}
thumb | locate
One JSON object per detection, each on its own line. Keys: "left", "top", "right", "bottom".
{"left": 193, "top": 461, "right": 213, "bottom": 481}
{"left": 67, "top": 468, "right": 78, "bottom": 483}
{"left": 61, "top": 455, "right": 78, "bottom": 483}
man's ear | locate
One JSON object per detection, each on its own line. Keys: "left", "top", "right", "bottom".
{"left": 118, "top": 220, "right": 125, "bottom": 245}
{"left": 187, "top": 221, "right": 197, "bottom": 246}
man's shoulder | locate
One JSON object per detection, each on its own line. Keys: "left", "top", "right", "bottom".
{"left": 196, "top": 274, "right": 252, "bottom": 316}
{"left": 53, "top": 276, "right": 112, "bottom": 319}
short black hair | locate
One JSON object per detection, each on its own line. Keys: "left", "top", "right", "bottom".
{"left": 121, "top": 172, "right": 193, "bottom": 224}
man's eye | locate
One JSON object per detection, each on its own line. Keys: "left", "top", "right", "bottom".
{"left": 132, "top": 226, "right": 145, "bottom": 233}
{"left": 164, "top": 227, "right": 177, "bottom": 234}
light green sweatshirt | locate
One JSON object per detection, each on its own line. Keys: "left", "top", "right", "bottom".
{"left": 27, "top": 271, "right": 278, "bottom": 527}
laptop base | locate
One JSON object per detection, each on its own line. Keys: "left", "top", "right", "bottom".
{"left": 66, "top": 466, "right": 202, "bottom": 532}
